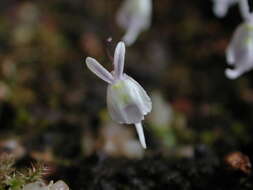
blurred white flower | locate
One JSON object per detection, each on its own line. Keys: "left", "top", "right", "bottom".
{"left": 49, "top": 180, "right": 69, "bottom": 190}
{"left": 23, "top": 180, "right": 69, "bottom": 190}
{"left": 212, "top": 0, "right": 237, "bottom": 17}
{"left": 148, "top": 91, "right": 173, "bottom": 128}
{"left": 239, "top": 0, "right": 253, "bottom": 21}
{"left": 116, "top": 0, "right": 152, "bottom": 46}
{"left": 225, "top": 22, "right": 253, "bottom": 79}
{"left": 225, "top": 0, "right": 253, "bottom": 79}
{"left": 23, "top": 182, "right": 48, "bottom": 190}
{"left": 99, "top": 120, "right": 144, "bottom": 158}
{"left": 86, "top": 41, "right": 152, "bottom": 148}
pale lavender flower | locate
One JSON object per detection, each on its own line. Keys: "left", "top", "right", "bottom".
{"left": 86, "top": 41, "right": 152, "bottom": 148}
{"left": 212, "top": 0, "right": 237, "bottom": 17}
{"left": 239, "top": 0, "right": 253, "bottom": 21}
{"left": 23, "top": 182, "right": 48, "bottom": 190}
{"left": 225, "top": 0, "right": 253, "bottom": 79}
{"left": 116, "top": 0, "right": 152, "bottom": 46}
{"left": 49, "top": 180, "right": 69, "bottom": 190}
{"left": 23, "top": 180, "right": 69, "bottom": 190}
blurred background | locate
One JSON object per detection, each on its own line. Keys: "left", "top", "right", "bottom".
{"left": 0, "top": 0, "right": 253, "bottom": 189}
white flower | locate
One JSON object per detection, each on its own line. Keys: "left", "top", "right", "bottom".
{"left": 23, "top": 182, "right": 48, "bottom": 190}
{"left": 238, "top": 0, "right": 253, "bottom": 21}
{"left": 49, "top": 180, "right": 69, "bottom": 190}
{"left": 116, "top": 0, "right": 152, "bottom": 46}
{"left": 86, "top": 41, "right": 152, "bottom": 148}
{"left": 212, "top": 0, "right": 237, "bottom": 17}
{"left": 225, "top": 0, "right": 253, "bottom": 79}
{"left": 22, "top": 181, "right": 69, "bottom": 190}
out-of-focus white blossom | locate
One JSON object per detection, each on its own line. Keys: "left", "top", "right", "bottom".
{"left": 23, "top": 180, "right": 69, "bottom": 190}
{"left": 212, "top": 0, "right": 237, "bottom": 17}
{"left": 99, "top": 120, "right": 144, "bottom": 158}
{"left": 225, "top": 22, "right": 253, "bottom": 79}
{"left": 239, "top": 0, "right": 253, "bottom": 21}
{"left": 148, "top": 91, "right": 173, "bottom": 128}
{"left": 49, "top": 180, "right": 69, "bottom": 190}
{"left": 116, "top": 0, "right": 152, "bottom": 46}
{"left": 23, "top": 182, "right": 48, "bottom": 190}
{"left": 86, "top": 41, "right": 152, "bottom": 148}
{"left": 225, "top": 0, "right": 253, "bottom": 79}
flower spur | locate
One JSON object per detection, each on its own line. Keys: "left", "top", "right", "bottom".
{"left": 85, "top": 41, "right": 152, "bottom": 148}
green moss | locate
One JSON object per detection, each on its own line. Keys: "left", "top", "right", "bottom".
{"left": 0, "top": 155, "right": 47, "bottom": 190}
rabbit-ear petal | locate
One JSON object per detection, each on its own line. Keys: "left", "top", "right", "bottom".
{"left": 113, "top": 42, "right": 125, "bottom": 79}
{"left": 86, "top": 57, "right": 114, "bottom": 83}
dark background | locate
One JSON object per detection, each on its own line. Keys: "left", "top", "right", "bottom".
{"left": 0, "top": 0, "right": 253, "bottom": 189}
